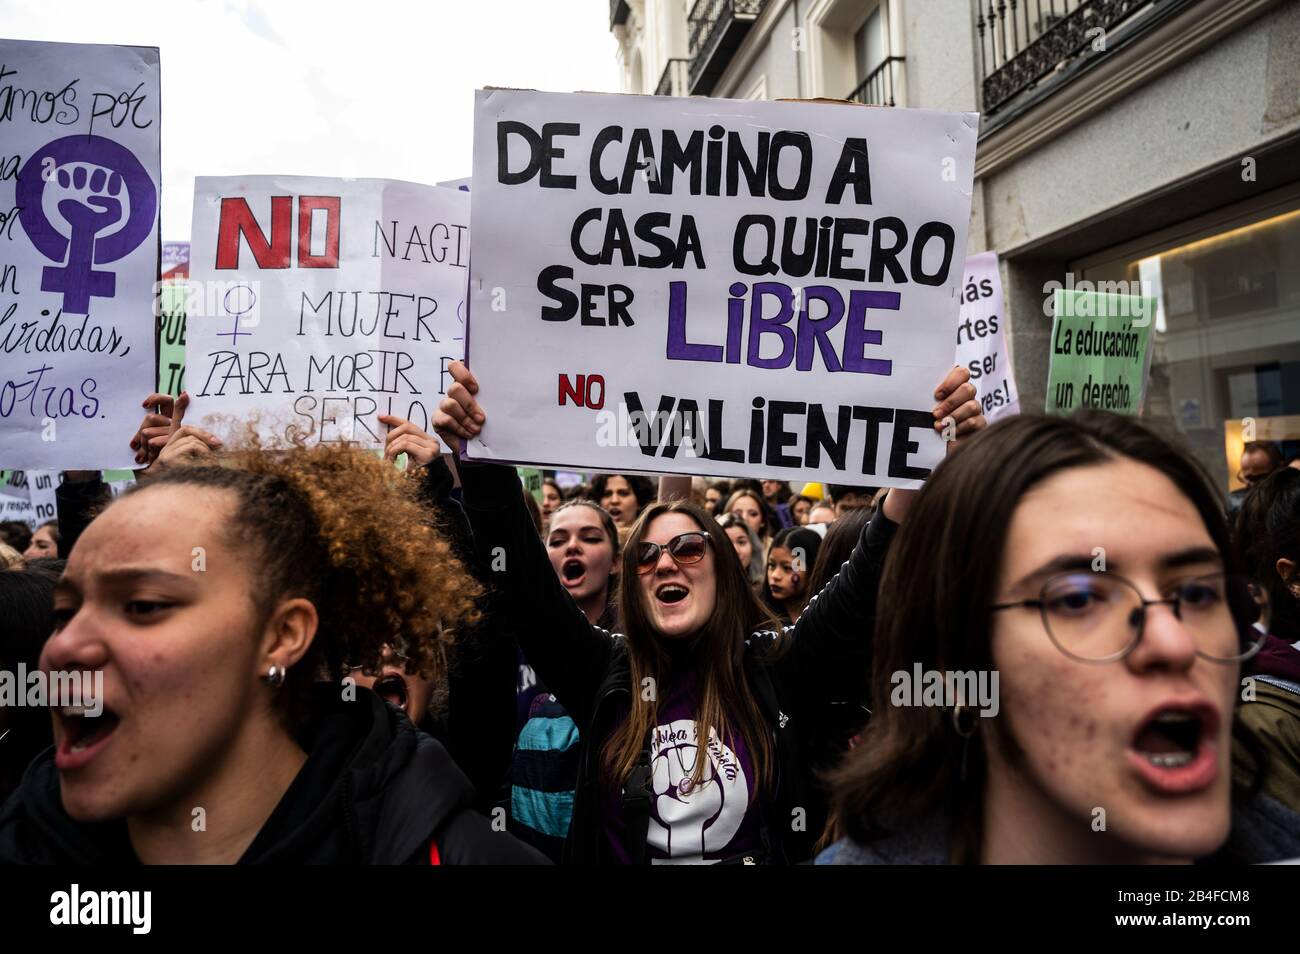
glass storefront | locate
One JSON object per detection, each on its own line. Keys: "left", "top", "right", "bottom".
{"left": 1076, "top": 198, "right": 1300, "bottom": 494}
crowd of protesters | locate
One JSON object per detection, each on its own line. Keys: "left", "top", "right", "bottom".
{"left": 0, "top": 364, "right": 1298, "bottom": 865}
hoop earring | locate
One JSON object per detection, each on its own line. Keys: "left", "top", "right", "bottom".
{"left": 952, "top": 704, "right": 978, "bottom": 783}
{"left": 951, "top": 704, "right": 978, "bottom": 739}
{"left": 263, "top": 664, "right": 285, "bottom": 688}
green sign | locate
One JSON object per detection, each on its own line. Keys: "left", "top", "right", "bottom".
{"left": 517, "top": 467, "right": 543, "bottom": 502}
{"left": 1045, "top": 289, "right": 1154, "bottom": 416}
{"left": 158, "top": 280, "right": 187, "bottom": 397}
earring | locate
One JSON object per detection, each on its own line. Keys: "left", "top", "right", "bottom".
{"left": 264, "top": 664, "right": 285, "bottom": 688}
{"left": 951, "top": 704, "right": 978, "bottom": 739}
{"left": 952, "top": 704, "right": 978, "bottom": 784}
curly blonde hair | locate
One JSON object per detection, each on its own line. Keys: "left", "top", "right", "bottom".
{"left": 124, "top": 441, "right": 481, "bottom": 728}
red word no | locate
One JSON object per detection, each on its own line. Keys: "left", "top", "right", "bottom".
{"left": 215, "top": 195, "right": 341, "bottom": 270}
{"left": 558, "top": 373, "right": 605, "bottom": 410}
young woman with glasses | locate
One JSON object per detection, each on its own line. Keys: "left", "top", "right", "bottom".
{"left": 433, "top": 360, "right": 986, "bottom": 864}
{"left": 820, "top": 411, "right": 1300, "bottom": 865}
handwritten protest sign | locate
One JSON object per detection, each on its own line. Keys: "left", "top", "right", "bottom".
{"left": 955, "top": 251, "right": 1018, "bottom": 422}
{"left": 0, "top": 469, "right": 57, "bottom": 529}
{"left": 187, "top": 177, "right": 469, "bottom": 447}
{"left": 0, "top": 38, "right": 161, "bottom": 469}
{"left": 1045, "top": 288, "right": 1153, "bottom": 416}
{"left": 465, "top": 90, "right": 977, "bottom": 486}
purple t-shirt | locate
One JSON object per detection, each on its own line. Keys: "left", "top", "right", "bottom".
{"left": 602, "top": 672, "right": 763, "bottom": 864}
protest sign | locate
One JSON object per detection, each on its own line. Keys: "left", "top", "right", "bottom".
{"left": 955, "top": 251, "right": 1018, "bottom": 422}
{"left": 0, "top": 38, "right": 161, "bottom": 470}
{"left": 465, "top": 90, "right": 977, "bottom": 487}
{"left": 187, "top": 177, "right": 469, "bottom": 448}
{"left": 0, "top": 469, "right": 57, "bottom": 529}
{"left": 157, "top": 240, "right": 188, "bottom": 395}
{"left": 1045, "top": 289, "right": 1153, "bottom": 416}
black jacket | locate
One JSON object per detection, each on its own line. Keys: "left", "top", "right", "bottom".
{"left": 0, "top": 686, "right": 547, "bottom": 864}
{"left": 457, "top": 461, "right": 896, "bottom": 864}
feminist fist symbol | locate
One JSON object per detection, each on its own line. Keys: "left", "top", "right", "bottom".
{"left": 17, "top": 135, "right": 157, "bottom": 315}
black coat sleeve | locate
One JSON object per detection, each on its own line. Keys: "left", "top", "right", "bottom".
{"left": 55, "top": 473, "right": 112, "bottom": 559}
{"left": 457, "top": 459, "right": 614, "bottom": 730}
{"left": 761, "top": 504, "right": 898, "bottom": 709}
{"left": 413, "top": 458, "right": 517, "bottom": 815}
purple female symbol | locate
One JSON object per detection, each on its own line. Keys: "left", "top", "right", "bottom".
{"left": 16, "top": 135, "right": 157, "bottom": 315}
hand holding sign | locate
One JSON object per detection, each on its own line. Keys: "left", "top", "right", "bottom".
{"left": 930, "top": 365, "right": 983, "bottom": 451}
{"left": 378, "top": 414, "right": 441, "bottom": 468}
{"left": 432, "top": 361, "right": 485, "bottom": 445}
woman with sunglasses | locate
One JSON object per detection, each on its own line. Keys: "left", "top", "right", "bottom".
{"left": 820, "top": 411, "right": 1300, "bottom": 865}
{"left": 435, "top": 360, "right": 985, "bottom": 864}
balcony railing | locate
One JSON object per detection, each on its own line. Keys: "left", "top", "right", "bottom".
{"left": 610, "top": 0, "right": 630, "bottom": 30}
{"left": 977, "top": 0, "right": 1158, "bottom": 116}
{"left": 848, "top": 57, "right": 904, "bottom": 107}
{"left": 656, "top": 58, "right": 691, "bottom": 97}
{"left": 688, "top": 0, "right": 765, "bottom": 96}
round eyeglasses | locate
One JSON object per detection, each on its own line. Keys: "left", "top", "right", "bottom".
{"left": 990, "top": 571, "right": 1269, "bottom": 663}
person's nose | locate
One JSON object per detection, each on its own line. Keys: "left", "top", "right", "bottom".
{"left": 1123, "top": 594, "right": 1198, "bottom": 675}
{"left": 41, "top": 608, "right": 111, "bottom": 676}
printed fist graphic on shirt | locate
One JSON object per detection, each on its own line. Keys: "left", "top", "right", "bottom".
{"left": 647, "top": 721, "right": 747, "bottom": 861}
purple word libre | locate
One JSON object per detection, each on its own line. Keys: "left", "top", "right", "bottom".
{"left": 666, "top": 281, "right": 897, "bottom": 374}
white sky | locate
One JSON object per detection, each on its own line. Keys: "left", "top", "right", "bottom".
{"left": 1, "top": 0, "right": 620, "bottom": 239}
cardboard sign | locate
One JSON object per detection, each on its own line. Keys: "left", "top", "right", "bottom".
{"left": 1046, "top": 289, "right": 1153, "bottom": 416}
{"left": 187, "top": 176, "right": 469, "bottom": 447}
{"left": 955, "top": 251, "right": 1018, "bottom": 422}
{"left": 0, "top": 38, "right": 161, "bottom": 469}
{"left": 465, "top": 89, "right": 977, "bottom": 487}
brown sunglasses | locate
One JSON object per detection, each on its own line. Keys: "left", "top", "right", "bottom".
{"left": 635, "top": 531, "right": 711, "bottom": 573}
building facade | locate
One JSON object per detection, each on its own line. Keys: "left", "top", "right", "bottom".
{"left": 610, "top": 0, "right": 1300, "bottom": 491}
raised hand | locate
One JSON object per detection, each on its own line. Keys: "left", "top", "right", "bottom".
{"left": 431, "top": 360, "right": 486, "bottom": 445}
{"left": 378, "top": 414, "right": 441, "bottom": 467}
{"left": 130, "top": 392, "right": 177, "bottom": 466}
{"left": 931, "top": 364, "right": 985, "bottom": 452}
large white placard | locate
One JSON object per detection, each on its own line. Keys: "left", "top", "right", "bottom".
{"left": 187, "top": 176, "right": 470, "bottom": 447}
{"left": 955, "top": 251, "right": 1019, "bottom": 422}
{"left": 0, "top": 38, "right": 161, "bottom": 469}
{"left": 466, "top": 89, "right": 977, "bottom": 486}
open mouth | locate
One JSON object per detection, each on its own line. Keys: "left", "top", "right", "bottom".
{"left": 561, "top": 558, "right": 587, "bottom": 585}
{"left": 373, "top": 674, "right": 409, "bottom": 712}
{"left": 1127, "top": 703, "right": 1218, "bottom": 794}
{"left": 55, "top": 704, "right": 120, "bottom": 771}
{"left": 655, "top": 583, "right": 689, "bottom": 605}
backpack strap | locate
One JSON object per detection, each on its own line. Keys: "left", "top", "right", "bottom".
{"left": 622, "top": 734, "right": 654, "bottom": 865}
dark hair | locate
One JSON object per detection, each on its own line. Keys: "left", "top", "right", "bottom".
{"left": 828, "top": 484, "right": 879, "bottom": 505}
{"left": 522, "top": 487, "right": 543, "bottom": 534}
{"left": 724, "top": 488, "right": 780, "bottom": 540}
{"left": 604, "top": 501, "right": 779, "bottom": 794}
{"left": 541, "top": 477, "right": 562, "bottom": 496}
{"left": 550, "top": 498, "right": 621, "bottom": 555}
{"left": 763, "top": 479, "right": 792, "bottom": 505}
{"left": 761, "top": 526, "right": 823, "bottom": 620}
{"left": 1233, "top": 467, "right": 1300, "bottom": 643}
{"left": 716, "top": 511, "right": 765, "bottom": 587}
{"left": 0, "top": 520, "right": 32, "bottom": 553}
{"left": 121, "top": 444, "right": 482, "bottom": 733}
{"left": 0, "top": 568, "right": 57, "bottom": 798}
{"left": 1242, "top": 441, "right": 1284, "bottom": 470}
{"left": 830, "top": 411, "right": 1245, "bottom": 859}
{"left": 806, "top": 507, "right": 872, "bottom": 598}
{"left": 589, "top": 473, "right": 655, "bottom": 515}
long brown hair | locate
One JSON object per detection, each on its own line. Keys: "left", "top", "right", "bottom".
{"left": 828, "top": 411, "right": 1243, "bottom": 860}
{"left": 603, "top": 500, "right": 780, "bottom": 794}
